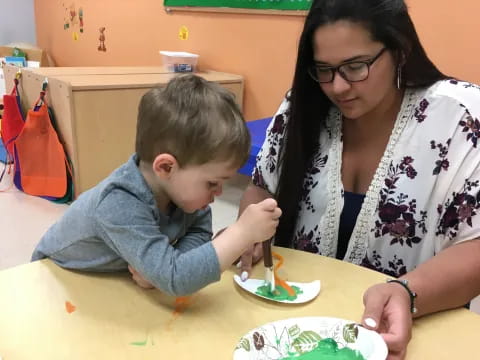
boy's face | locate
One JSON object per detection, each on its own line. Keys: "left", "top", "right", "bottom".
{"left": 166, "top": 160, "right": 238, "bottom": 214}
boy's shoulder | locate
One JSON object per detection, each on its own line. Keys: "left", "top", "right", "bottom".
{"left": 77, "top": 155, "right": 154, "bottom": 214}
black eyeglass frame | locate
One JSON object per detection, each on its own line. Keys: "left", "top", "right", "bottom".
{"left": 308, "top": 47, "right": 388, "bottom": 83}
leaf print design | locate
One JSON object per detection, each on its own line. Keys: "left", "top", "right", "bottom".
{"left": 292, "top": 330, "right": 323, "bottom": 354}
{"left": 253, "top": 332, "right": 265, "bottom": 350}
{"left": 342, "top": 323, "right": 359, "bottom": 343}
{"left": 236, "top": 337, "right": 251, "bottom": 352}
{"left": 436, "top": 179, "right": 480, "bottom": 239}
{"left": 375, "top": 157, "right": 427, "bottom": 247}
{"left": 288, "top": 325, "right": 301, "bottom": 338}
{"left": 430, "top": 139, "right": 451, "bottom": 175}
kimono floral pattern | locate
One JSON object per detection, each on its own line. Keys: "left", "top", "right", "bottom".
{"left": 430, "top": 139, "right": 451, "bottom": 175}
{"left": 252, "top": 113, "right": 286, "bottom": 191}
{"left": 302, "top": 151, "right": 328, "bottom": 213}
{"left": 414, "top": 98, "right": 429, "bottom": 122}
{"left": 252, "top": 80, "right": 480, "bottom": 276}
{"left": 436, "top": 179, "right": 480, "bottom": 240}
{"left": 361, "top": 251, "right": 407, "bottom": 277}
{"left": 374, "top": 157, "right": 427, "bottom": 247}
{"left": 459, "top": 106, "right": 480, "bottom": 148}
{"left": 294, "top": 225, "right": 321, "bottom": 254}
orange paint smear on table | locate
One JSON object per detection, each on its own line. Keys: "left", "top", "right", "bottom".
{"left": 65, "top": 301, "right": 76, "bottom": 313}
{"left": 166, "top": 295, "right": 196, "bottom": 329}
{"left": 172, "top": 296, "right": 194, "bottom": 318}
{"left": 272, "top": 251, "right": 295, "bottom": 296}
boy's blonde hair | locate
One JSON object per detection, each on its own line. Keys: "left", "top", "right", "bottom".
{"left": 135, "top": 74, "right": 250, "bottom": 168}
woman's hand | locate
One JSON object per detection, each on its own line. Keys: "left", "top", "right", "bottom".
{"left": 128, "top": 265, "right": 154, "bottom": 289}
{"left": 361, "top": 282, "right": 413, "bottom": 360}
{"left": 237, "top": 242, "right": 264, "bottom": 280}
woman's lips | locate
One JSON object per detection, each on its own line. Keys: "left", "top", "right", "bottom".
{"left": 337, "top": 97, "right": 357, "bottom": 104}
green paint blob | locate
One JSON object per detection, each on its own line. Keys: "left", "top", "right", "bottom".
{"left": 130, "top": 339, "right": 148, "bottom": 346}
{"left": 255, "top": 285, "right": 303, "bottom": 301}
{"left": 281, "top": 338, "right": 365, "bottom": 360}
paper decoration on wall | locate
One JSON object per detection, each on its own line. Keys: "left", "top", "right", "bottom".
{"left": 79, "top": 8, "right": 84, "bottom": 33}
{"left": 98, "top": 27, "right": 107, "bottom": 52}
{"left": 63, "top": 3, "right": 84, "bottom": 40}
{"left": 69, "top": 4, "right": 77, "bottom": 24}
{"left": 178, "top": 26, "right": 189, "bottom": 40}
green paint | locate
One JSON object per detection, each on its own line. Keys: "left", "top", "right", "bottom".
{"left": 255, "top": 285, "right": 303, "bottom": 301}
{"left": 130, "top": 339, "right": 148, "bottom": 346}
{"left": 282, "top": 338, "right": 365, "bottom": 360}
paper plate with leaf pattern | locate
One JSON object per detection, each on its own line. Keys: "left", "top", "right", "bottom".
{"left": 233, "top": 316, "right": 387, "bottom": 360}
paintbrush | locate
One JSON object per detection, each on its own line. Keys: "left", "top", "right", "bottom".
{"left": 262, "top": 239, "right": 276, "bottom": 294}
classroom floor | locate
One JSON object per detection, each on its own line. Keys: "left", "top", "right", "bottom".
{"left": 1, "top": 161, "right": 478, "bottom": 313}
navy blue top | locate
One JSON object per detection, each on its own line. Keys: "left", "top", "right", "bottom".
{"left": 337, "top": 191, "right": 365, "bottom": 259}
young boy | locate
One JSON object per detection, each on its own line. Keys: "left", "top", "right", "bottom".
{"left": 32, "top": 74, "right": 281, "bottom": 296}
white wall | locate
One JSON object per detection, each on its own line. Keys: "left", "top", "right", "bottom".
{"left": 0, "top": 0, "right": 36, "bottom": 45}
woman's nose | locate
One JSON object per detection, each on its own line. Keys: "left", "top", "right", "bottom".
{"left": 331, "top": 71, "right": 351, "bottom": 95}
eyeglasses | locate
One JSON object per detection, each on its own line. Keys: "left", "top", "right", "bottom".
{"left": 308, "top": 48, "right": 387, "bottom": 83}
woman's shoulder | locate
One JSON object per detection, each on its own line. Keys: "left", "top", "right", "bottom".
{"left": 421, "top": 79, "right": 480, "bottom": 114}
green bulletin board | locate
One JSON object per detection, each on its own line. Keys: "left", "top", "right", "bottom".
{"left": 164, "top": 0, "right": 312, "bottom": 11}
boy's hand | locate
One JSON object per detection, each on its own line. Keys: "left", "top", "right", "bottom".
{"left": 236, "top": 198, "right": 282, "bottom": 244}
{"left": 128, "top": 265, "right": 155, "bottom": 289}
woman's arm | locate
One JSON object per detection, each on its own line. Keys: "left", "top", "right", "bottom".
{"left": 403, "top": 238, "right": 480, "bottom": 316}
{"left": 362, "top": 239, "right": 480, "bottom": 359}
{"left": 239, "top": 183, "right": 272, "bottom": 215}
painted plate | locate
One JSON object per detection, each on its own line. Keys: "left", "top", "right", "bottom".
{"left": 233, "top": 316, "right": 388, "bottom": 360}
{"left": 233, "top": 275, "right": 321, "bottom": 304}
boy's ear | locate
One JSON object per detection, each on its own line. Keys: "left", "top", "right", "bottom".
{"left": 152, "top": 153, "right": 178, "bottom": 178}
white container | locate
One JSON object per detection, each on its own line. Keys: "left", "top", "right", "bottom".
{"left": 159, "top": 51, "right": 199, "bottom": 73}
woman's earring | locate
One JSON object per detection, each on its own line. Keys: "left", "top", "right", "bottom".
{"left": 397, "top": 66, "right": 402, "bottom": 89}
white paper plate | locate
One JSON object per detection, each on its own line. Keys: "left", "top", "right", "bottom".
{"left": 233, "top": 275, "right": 321, "bottom": 304}
{"left": 233, "top": 316, "right": 388, "bottom": 360}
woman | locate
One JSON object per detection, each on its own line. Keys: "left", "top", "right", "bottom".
{"left": 238, "top": 0, "right": 480, "bottom": 358}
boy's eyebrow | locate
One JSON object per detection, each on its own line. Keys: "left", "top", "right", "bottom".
{"left": 314, "top": 54, "right": 369, "bottom": 65}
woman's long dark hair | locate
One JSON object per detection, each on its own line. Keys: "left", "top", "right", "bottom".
{"left": 274, "top": 0, "right": 448, "bottom": 248}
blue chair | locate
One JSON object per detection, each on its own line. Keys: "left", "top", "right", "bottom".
{"left": 238, "top": 117, "right": 271, "bottom": 176}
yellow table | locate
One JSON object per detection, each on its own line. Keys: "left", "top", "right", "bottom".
{"left": 0, "top": 247, "right": 478, "bottom": 359}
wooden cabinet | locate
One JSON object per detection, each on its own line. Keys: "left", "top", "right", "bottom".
{"left": 4, "top": 66, "right": 244, "bottom": 197}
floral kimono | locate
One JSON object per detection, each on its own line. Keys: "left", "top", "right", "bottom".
{"left": 253, "top": 80, "right": 480, "bottom": 277}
